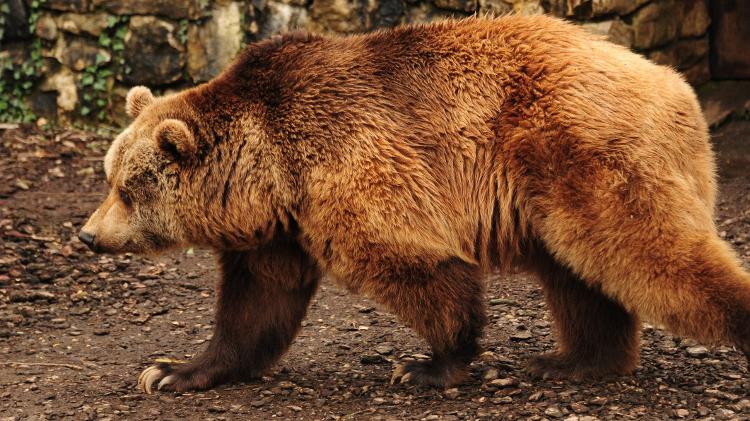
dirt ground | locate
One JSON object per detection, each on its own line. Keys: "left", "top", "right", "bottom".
{"left": 1, "top": 120, "right": 749, "bottom": 421}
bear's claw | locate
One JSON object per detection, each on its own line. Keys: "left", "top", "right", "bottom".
{"left": 137, "top": 365, "right": 167, "bottom": 394}
{"left": 157, "top": 374, "right": 176, "bottom": 391}
{"left": 137, "top": 358, "right": 190, "bottom": 394}
{"left": 390, "top": 364, "right": 413, "bottom": 384}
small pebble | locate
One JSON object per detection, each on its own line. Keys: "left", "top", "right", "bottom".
{"left": 544, "top": 405, "right": 563, "bottom": 418}
{"left": 490, "top": 378, "right": 517, "bottom": 388}
{"left": 444, "top": 388, "right": 460, "bottom": 399}
{"left": 483, "top": 368, "right": 499, "bottom": 381}
{"left": 376, "top": 345, "right": 394, "bottom": 355}
{"left": 686, "top": 346, "right": 709, "bottom": 358}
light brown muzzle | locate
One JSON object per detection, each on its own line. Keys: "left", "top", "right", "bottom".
{"left": 78, "top": 191, "right": 133, "bottom": 253}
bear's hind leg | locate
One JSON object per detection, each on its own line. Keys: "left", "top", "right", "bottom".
{"left": 137, "top": 238, "right": 320, "bottom": 393}
{"left": 371, "top": 256, "right": 487, "bottom": 387}
{"left": 527, "top": 251, "right": 640, "bottom": 381}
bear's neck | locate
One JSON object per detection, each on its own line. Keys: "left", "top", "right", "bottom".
{"left": 176, "top": 87, "right": 302, "bottom": 250}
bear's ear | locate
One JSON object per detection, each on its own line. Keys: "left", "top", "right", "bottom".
{"left": 125, "top": 86, "right": 154, "bottom": 118}
{"left": 154, "top": 119, "right": 196, "bottom": 162}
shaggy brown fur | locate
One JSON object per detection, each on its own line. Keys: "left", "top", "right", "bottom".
{"left": 80, "top": 15, "right": 750, "bottom": 392}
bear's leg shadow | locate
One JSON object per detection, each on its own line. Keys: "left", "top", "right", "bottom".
{"left": 138, "top": 238, "right": 320, "bottom": 393}
{"left": 373, "top": 257, "right": 487, "bottom": 387}
{"left": 527, "top": 250, "right": 640, "bottom": 380}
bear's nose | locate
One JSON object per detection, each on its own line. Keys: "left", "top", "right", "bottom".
{"left": 78, "top": 231, "right": 96, "bottom": 249}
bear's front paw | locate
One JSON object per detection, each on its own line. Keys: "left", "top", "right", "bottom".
{"left": 390, "top": 360, "right": 468, "bottom": 388}
{"left": 137, "top": 361, "right": 187, "bottom": 394}
{"left": 137, "top": 359, "right": 222, "bottom": 394}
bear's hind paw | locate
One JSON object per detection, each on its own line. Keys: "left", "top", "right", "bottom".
{"left": 390, "top": 360, "right": 468, "bottom": 388}
{"left": 526, "top": 352, "right": 631, "bottom": 382}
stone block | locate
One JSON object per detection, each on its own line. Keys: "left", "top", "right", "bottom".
{"left": 58, "top": 12, "right": 113, "bottom": 37}
{"left": 35, "top": 14, "right": 58, "bottom": 41}
{"left": 630, "top": 0, "right": 680, "bottom": 49}
{"left": 579, "top": 19, "right": 612, "bottom": 37}
{"left": 549, "top": 0, "right": 650, "bottom": 19}
{"left": 257, "top": 2, "right": 310, "bottom": 39}
{"left": 187, "top": 2, "right": 245, "bottom": 83}
{"left": 648, "top": 37, "right": 709, "bottom": 72}
{"left": 508, "top": 0, "right": 544, "bottom": 15}
{"left": 680, "top": 0, "right": 710, "bottom": 38}
{"left": 607, "top": 17, "right": 633, "bottom": 47}
{"left": 604, "top": 0, "right": 710, "bottom": 50}
{"left": 122, "top": 16, "right": 185, "bottom": 85}
{"left": 710, "top": 0, "right": 750, "bottom": 79}
{"left": 40, "top": 67, "right": 79, "bottom": 112}
{"left": 50, "top": 36, "right": 110, "bottom": 71}
{"left": 435, "top": 0, "right": 476, "bottom": 13}
{"left": 309, "top": 0, "right": 367, "bottom": 33}
{"left": 92, "top": 0, "right": 207, "bottom": 20}
{"left": 477, "top": 0, "right": 512, "bottom": 17}
{"left": 43, "top": 0, "right": 92, "bottom": 12}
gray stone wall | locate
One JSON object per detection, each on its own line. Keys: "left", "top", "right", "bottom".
{"left": 0, "top": 0, "right": 710, "bottom": 125}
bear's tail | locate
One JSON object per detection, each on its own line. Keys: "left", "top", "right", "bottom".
{"left": 545, "top": 222, "right": 750, "bottom": 358}
{"left": 632, "top": 234, "right": 750, "bottom": 351}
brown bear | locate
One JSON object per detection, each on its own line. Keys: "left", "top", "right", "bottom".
{"left": 79, "top": 15, "right": 750, "bottom": 393}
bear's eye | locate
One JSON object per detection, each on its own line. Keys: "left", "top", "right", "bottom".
{"left": 118, "top": 188, "right": 133, "bottom": 208}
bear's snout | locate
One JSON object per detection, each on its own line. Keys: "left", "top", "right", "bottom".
{"left": 78, "top": 230, "right": 97, "bottom": 251}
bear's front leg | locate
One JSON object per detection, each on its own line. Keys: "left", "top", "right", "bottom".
{"left": 138, "top": 239, "right": 320, "bottom": 393}
{"left": 364, "top": 255, "right": 487, "bottom": 387}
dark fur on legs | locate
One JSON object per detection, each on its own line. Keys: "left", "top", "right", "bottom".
{"left": 369, "top": 256, "right": 486, "bottom": 387}
{"left": 143, "top": 235, "right": 320, "bottom": 392}
{"left": 527, "top": 250, "right": 640, "bottom": 380}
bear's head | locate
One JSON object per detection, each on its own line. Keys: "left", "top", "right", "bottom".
{"left": 78, "top": 86, "right": 209, "bottom": 254}
{"left": 80, "top": 83, "right": 298, "bottom": 255}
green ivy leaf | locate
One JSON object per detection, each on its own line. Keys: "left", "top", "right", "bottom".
{"left": 98, "top": 33, "right": 111, "bottom": 48}
{"left": 115, "top": 26, "right": 128, "bottom": 39}
{"left": 95, "top": 52, "right": 109, "bottom": 65}
{"left": 80, "top": 106, "right": 91, "bottom": 116}
{"left": 81, "top": 74, "right": 94, "bottom": 86}
{"left": 93, "top": 79, "right": 106, "bottom": 91}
